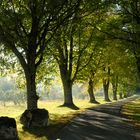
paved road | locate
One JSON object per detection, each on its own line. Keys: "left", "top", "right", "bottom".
{"left": 50, "top": 96, "right": 140, "bottom": 140}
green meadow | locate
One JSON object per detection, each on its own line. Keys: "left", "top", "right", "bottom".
{"left": 122, "top": 99, "right": 140, "bottom": 127}
{"left": 0, "top": 98, "right": 106, "bottom": 140}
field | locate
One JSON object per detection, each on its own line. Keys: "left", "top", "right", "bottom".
{"left": 0, "top": 98, "right": 106, "bottom": 140}
{"left": 1, "top": 97, "right": 139, "bottom": 140}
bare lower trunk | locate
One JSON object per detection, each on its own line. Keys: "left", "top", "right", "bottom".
{"left": 112, "top": 75, "right": 118, "bottom": 100}
{"left": 119, "top": 93, "right": 123, "bottom": 99}
{"left": 113, "top": 90, "right": 117, "bottom": 100}
{"left": 25, "top": 43, "right": 39, "bottom": 109}
{"left": 25, "top": 71, "right": 38, "bottom": 110}
{"left": 104, "top": 87, "right": 110, "bottom": 101}
{"left": 63, "top": 81, "right": 74, "bottom": 106}
{"left": 136, "top": 59, "right": 140, "bottom": 79}
{"left": 103, "top": 79, "right": 111, "bottom": 102}
{"left": 112, "top": 84, "right": 117, "bottom": 100}
{"left": 134, "top": 48, "right": 140, "bottom": 80}
{"left": 61, "top": 79, "right": 78, "bottom": 109}
{"left": 88, "top": 79, "right": 99, "bottom": 103}
{"left": 102, "top": 67, "right": 111, "bottom": 102}
{"left": 60, "top": 72, "right": 78, "bottom": 109}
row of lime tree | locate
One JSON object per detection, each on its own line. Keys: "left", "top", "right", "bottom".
{"left": 0, "top": 0, "right": 140, "bottom": 111}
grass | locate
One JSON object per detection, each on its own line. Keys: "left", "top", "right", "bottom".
{"left": 122, "top": 98, "right": 140, "bottom": 127}
{"left": 0, "top": 98, "right": 106, "bottom": 140}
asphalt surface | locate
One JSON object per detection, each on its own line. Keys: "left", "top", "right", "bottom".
{"left": 50, "top": 96, "right": 140, "bottom": 140}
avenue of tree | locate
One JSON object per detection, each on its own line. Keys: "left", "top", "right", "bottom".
{"left": 0, "top": 0, "right": 139, "bottom": 114}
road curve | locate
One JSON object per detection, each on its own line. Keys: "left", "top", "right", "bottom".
{"left": 50, "top": 96, "right": 140, "bottom": 140}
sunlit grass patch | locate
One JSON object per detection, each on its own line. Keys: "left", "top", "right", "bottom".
{"left": 122, "top": 98, "right": 140, "bottom": 127}
{"left": 38, "top": 98, "right": 105, "bottom": 114}
{"left": 0, "top": 103, "right": 25, "bottom": 118}
{"left": 0, "top": 98, "right": 106, "bottom": 140}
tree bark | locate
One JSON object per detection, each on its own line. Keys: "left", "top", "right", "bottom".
{"left": 25, "top": 72, "right": 38, "bottom": 109}
{"left": 63, "top": 80, "right": 73, "bottom": 106}
{"left": 24, "top": 42, "right": 39, "bottom": 109}
{"left": 135, "top": 56, "right": 140, "bottom": 80}
{"left": 88, "top": 79, "right": 99, "bottom": 104}
{"left": 112, "top": 76, "right": 118, "bottom": 100}
{"left": 119, "top": 92, "right": 123, "bottom": 99}
{"left": 112, "top": 85, "right": 117, "bottom": 100}
{"left": 103, "top": 78, "right": 111, "bottom": 102}
{"left": 62, "top": 78, "right": 78, "bottom": 109}
{"left": 24, "top": 64, "right": 38, "bottom": 109}
{"left": 102, "top": 66, "right": 111, "bottom": 102}
{"left": 59, "top": 65, "right": 78, "bottom": 109}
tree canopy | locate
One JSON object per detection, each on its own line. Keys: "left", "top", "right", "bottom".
{"left": 0, "top": 0, "right": 139, "bottom": 112}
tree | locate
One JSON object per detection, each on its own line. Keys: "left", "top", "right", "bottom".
{"left": 97, "top": 0, "right": 140, "bottom": 80}
{"left": 77, "top": 44, "right": 103, "bottom": 104}
{"left": 111, "top": 75, "right": 118, "bottom": 100}
{"left": 87, "top": 70, "right": 100, "bottom": 104}
{"left": 102, "top": 66, "right": 111, "bottom": 102}
{"left": 0, "top": 0, "right": 80, "bottom": 109}
{"left": 47, "top": 0, "right": 112, "bottom": 108}
{"left": 101, "top": 40, "right": 138, "bottom": 100}
{"left": 51, "top": 23, "right": 94, "bottom": 108}
{"left": 48, "top": 8, "right": 101, "bottom": 108}
{"left": 118, "top": 0, "right": 140, "bottom": 80}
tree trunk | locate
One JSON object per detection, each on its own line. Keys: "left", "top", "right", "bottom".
{"left": 63, "top": 80, "right": 73, "bottom": 106}
{"left": 88, "top": 79, "right": 99, "bottom": 104}
{"left": 135, "top": 56, "right": 140, "bottom": 80}
{"left": 62, "top": 79, "right": 79, "bottom": 109}
{"left": 119, "top": 92, "right": 123, "bottom": 99}
{"left": 103, "top": 78, "right": 111, "bottom": 102}
{"left": 24, "top": 48, "right": 39, "bottom": 110}
{"left": 112, "top": 85, "right": 117, "bottom": 100}
{"left": 25, "top": 72, "right": 38, "bottom": 109}
{"left": 59, "top": 65, "right": 78, "bottom": 109}
{"left": 112, "top": 76, "right": 118, "bottom": 100}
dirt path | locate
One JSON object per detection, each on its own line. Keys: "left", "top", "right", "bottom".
{"left": 50, "top": 96, "right": 140, "bottom": 140}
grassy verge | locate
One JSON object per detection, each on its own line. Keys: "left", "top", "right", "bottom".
{"left": 122, "top": 98, "right": 140, "bottom": 127}
{"left": 0, "top": 98, "right": 106, "bottom": 140}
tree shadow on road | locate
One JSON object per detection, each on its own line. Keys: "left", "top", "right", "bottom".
{"left": 51, "top": 109, "right": 134, "bottom": 140}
